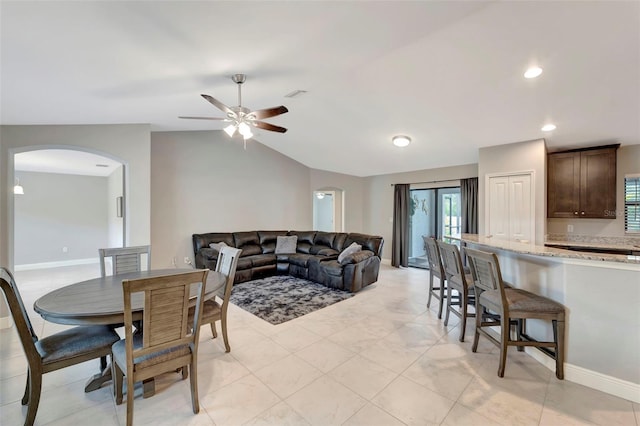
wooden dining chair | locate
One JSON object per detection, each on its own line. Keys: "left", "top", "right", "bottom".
{"left": 464, "top": 247, "right": 566, "bottom": 379}
{"left": 422, "top": 236, "right": 447, "bottom": 319}
{"left": 111, "top": 269, "right": 209, "bottom": 426}
{"left": 437, "top": 240, "right": 476, "bottom": 342}
{"left": 0, "top": 267, "right": 120, "bottom": 426}
{"left": 189, "top": 246, "right": 241, "bottom": 352}
{"left": 99, "top": 245, "right": 151, "bottom": 277}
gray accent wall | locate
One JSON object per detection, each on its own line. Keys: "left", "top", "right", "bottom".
{"left": 14, "top": 171, "right": 109, "bottom": 265}
{"left": 150, "top": 131, "right": 312, "bottom": 268}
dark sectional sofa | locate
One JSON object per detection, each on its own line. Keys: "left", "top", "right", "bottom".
{"left": 192, "top": 230, "right": 384, "bottom": 293}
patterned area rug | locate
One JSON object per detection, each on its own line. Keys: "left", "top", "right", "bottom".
{"left": 229, "top": 275, "right": 353, "bottom": 325}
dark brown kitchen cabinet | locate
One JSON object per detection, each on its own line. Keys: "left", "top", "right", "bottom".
{"left": 547, "top": 145, "right": 617, "bottom": 218}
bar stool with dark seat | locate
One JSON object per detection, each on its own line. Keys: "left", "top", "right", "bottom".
{"left": 437, "top": 240, "right": 475, "bottom": 342}
{"left": 422, "top": 236, "right": 447, "bottom": 319}
{"left": 465, "top": 247, "right": 566, "bottom": 379}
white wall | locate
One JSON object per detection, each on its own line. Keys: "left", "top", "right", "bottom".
{"left": 478, "top": 139, "right": 546, "bottom": 244}
{"left": 150, "top": 131, "right": 312, "bottom": 268}
{"left": 362, "top": 163, "right": 478, "bottom": 261}
{"left": 547, "top": 144, "right": 640, "bottom": 237}
{"left": 14, "top": 171, "right": 109, "bottom": 265}
{"left": 309, "top": 168, "right": 365, "bottom": 232}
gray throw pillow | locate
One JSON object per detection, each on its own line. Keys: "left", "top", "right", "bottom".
{"left": 275, "top": 235, "right": 298, "bottom": 254}
{"left": 338, "top": 242, "right": 362, "bottom": 263}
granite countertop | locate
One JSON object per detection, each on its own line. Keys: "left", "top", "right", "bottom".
{"left": 457, "top": 234, "right": 640, "bottom": 265}
{"left": 544, "top": 239, "right": 640, "bottom": 251}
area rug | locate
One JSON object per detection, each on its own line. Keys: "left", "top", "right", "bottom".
{"left": 229, "top": 275, "right": 353, "bottom": 325}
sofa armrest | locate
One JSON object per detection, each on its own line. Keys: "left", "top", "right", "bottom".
{"left": 339, "top": 250, "right": 374, "bottom": 265}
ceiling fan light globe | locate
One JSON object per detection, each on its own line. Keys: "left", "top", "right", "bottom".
{"left": 223, "top": 124, "right": 237, "bottom": 137}
{"left": 238, "top": 122, "right": 252, "bottom": 137}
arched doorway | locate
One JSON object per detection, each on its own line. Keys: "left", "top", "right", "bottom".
{"left": 13, "top": 148, "right": 126, "bottom": 271}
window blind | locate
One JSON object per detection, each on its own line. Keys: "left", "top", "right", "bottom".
{"left": 625, "top": 175, "right": 640, "bottom": 233}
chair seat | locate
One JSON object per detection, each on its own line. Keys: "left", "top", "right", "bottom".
{"left": 448, "top": 273, "right": 475, "bottom": 291}
{"left": 188, "top": 299, "right": 221, "bottom": 323}
{"left": 37, "top": 325, "right": 120, "bottom": 366}
{"left": 480, "top": 288, "right": 565, "bottom": 317}
{"left": 112, "top": 335, "right": 191, "bottom": 371}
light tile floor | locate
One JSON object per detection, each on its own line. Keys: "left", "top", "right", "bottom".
{"left": 1, "top": 264, "right": 638, "bottom": 425}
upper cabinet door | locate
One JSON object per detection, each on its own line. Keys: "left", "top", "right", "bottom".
{"left": 547, "top": 145, "right": 617, "bottom": 219}
{"left": 579, "top": 148, "right": 617, "bottom": 218}
{"left": 547, "top": 151, "right": 581, "bottom": 218}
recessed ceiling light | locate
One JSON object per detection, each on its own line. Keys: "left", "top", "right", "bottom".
{"left": 541, "top": 123, "right": 556, "bottom": 131}
{"left": 96, "top": 164, "right": 109, "bottom": 167}
{"left": 524, "top": 66, "right": 543, "bottom": 79}
{"left": 392, "top": 135, "right": 411, "bottom": 147}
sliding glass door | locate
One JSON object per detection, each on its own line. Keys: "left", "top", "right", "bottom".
{"left": 408, "top": 187, "right": 461, "bottom": 268}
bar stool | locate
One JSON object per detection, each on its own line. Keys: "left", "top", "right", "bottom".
{"left": 422, "top": 236, "right": 447, "bottom": 319}
{"left": 465, "top": 247, "right": 566, "bottom": 379}
{"left": 437, "top": 240, "right": 475, "bottom": 342}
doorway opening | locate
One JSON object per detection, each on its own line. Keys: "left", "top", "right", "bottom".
{"left": 408, "top": 186, "right": 461, "bottom": 268}
{"left": 13, "top": 148, "right": 125, "bottom": 271}
{"left": 313, "top": 189, "right": 344, "bottom": 232}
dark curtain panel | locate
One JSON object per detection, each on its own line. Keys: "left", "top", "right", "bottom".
{"left": 461, "top": 177, "right": 479, "bottom": 234}
{"left": 391, "top": 184, "right": 410, "bottom": 267}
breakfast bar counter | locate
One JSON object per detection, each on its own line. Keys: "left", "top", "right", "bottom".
{"left": 456, "top": 234, "right": 640, "bottom": 403}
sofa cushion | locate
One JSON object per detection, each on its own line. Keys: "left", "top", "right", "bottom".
{"left": 288, "top": 231, "right": 315, "bottom": 254}
{"left": 258, "top": 231, "right": 288, "bottom": 254}
{"left": 199, "top": 247, "right": 218, "bottom": 261}
{"left": 250, "top": 254, "right": 277, "bottom": 268}
{"left": 275, "top": 235, "right": 298, "bottom": 254}
{"left": 338, "top": 242, "right": 362, "bottom": 263}
{"left": 239, "top": 245, "right": 262, "bottom": 257}
{"left": 321, "top": 260, "right": 343, "bottom": 276}
{"left": 236, "top": 257, "right": 253, "bottom": 271}
{"left": 333, "top": 233, "right": 349, "bottom": 251}
{"left": 340, "top": 249, "right": 374, "bottom": 265}
{"left": 234, "top": 231, "right": 260, "bottom": 247}
{"left": 312, "top": 247, "right": 339, "bottom": 257}
{"left": 314, "top": 231, "right": 336, "bottom": 247}
{"left": 192, "top": 233, "right": 234, "bottom": 253}
{"left": 345, "top": 233, "right": 383, "bottom": 255}
{"left": 288, "top": 253, "right": 314, "bottom": 267}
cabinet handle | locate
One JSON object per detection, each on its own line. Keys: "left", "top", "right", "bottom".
{"left": 574, "top": 211, "right": 578, "bottom": 215}
{"left": 581, "top": 211, "right": 585, "bottom": 215}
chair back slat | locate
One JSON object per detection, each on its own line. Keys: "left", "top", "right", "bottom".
{"left": 122, "top": 270, "right": 208, "bottom": 360}
{"left": 0, "top": 267, "right": 40, "bottom": 362}
{"left": 99, "top": 245, "right": 151, "bottom": 277}
{"left": 423, "top": 236, "right": 444, "bottom": 279}
{"left": 216, "top": 246, "right": 242, "bottom": 301}
{"left": 437, "top": 241, "right": 464, "bottom": 279}
{"left": 464, "top": 247, "right": 504, "bottom": 296}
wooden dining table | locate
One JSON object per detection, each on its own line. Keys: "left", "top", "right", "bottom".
{"left": 33, "top": 268, "right": 224, "bottom": 395}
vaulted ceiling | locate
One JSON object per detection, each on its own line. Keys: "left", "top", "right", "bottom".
{"left": 2, "top": 1, "right": 638, "bottom": 177}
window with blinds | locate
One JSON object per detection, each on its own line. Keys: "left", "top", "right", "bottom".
{"left": 625, "top": 174, "right": 640, "bottom": 233}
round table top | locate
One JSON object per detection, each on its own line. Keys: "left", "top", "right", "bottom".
{"left": 34, "top": 268, "right": 224, "bottom": 326}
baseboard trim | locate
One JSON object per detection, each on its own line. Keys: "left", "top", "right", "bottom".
{"left": 14, "top": 257, "right": 99, "bottom": 271}
{"left": 525, "top": 347, "right": 640, "bottom": 403}
{"left": 0, "top": 315, "right": 13, "bottom": 330}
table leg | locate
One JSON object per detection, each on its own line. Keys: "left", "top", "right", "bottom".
{"left": 85, "top": 363, "right": 112, "bottom": 392}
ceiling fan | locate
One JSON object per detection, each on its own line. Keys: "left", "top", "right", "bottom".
{"left": 179, "top": 73, "right": 288, "bottom": 142}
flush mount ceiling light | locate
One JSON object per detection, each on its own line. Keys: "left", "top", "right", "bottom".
{"left": 392, "top": 135, "right": 411, "bottom": 147}
{"left": 316, "top": 192, "right": 325, "bottom": 199}
{"left": 14, "top": 178, "right": 24, "bottom": 195}
{"left": 524, "top": 66, "right": 543, "bottom": 79}
{"left": 541, "top": 123, "right": 557, "bottom": 131}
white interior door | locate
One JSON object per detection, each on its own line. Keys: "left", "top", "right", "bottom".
{"left": 488, "top": 176, "right": 509, "bottom": 239}
{"left": 487, "top": 173, "right": 533, "bottom": 242}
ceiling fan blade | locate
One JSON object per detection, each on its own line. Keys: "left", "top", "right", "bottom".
{"left": 252, "top": 121, "right": 288, "bottom": 133}
{"left": 178, "top": 116, "right": 227, "bottom": 120}
{"left": 249, "top": 106, "right": 288, "bottom": 120}
{"left": 201, "top": 94, "right": 235, "bottom": 117}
